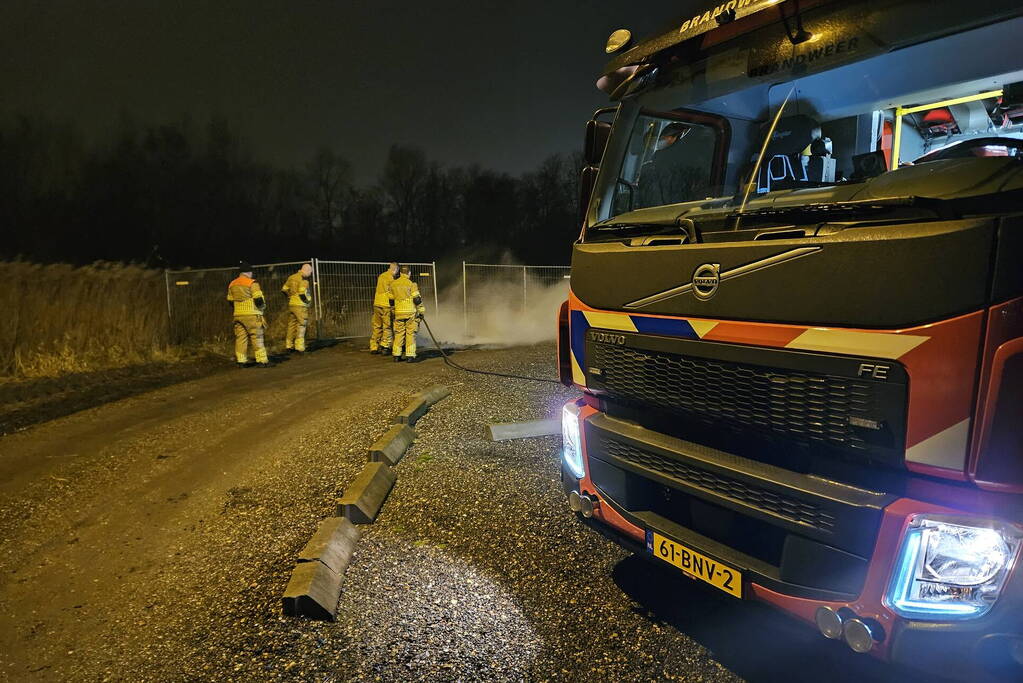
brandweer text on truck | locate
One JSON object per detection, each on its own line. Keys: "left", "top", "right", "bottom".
{"left": 557, "top": 0, "right": 1023, "bottom": 679}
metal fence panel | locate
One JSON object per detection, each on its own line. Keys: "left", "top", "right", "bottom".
{"left": 167, "top": 259, "right": 567, "bottom": 349}
{"left": 315, "top": 261, "right": 438, "bottom": 339}
{"left": 166, "top": 260, "right": 311, "bottom": 348}
{"left": 461, "top": 262, "right": 570, "bottom": 339}
{"left": 525, "top": 266, "right": 573, "bottom": 307}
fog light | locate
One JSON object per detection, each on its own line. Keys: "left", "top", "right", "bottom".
{"left": 562, "top": 402, "right": 584, "bottom": 479}
{"left": 885, "top": 515, "right": 1022, "bottom": 620}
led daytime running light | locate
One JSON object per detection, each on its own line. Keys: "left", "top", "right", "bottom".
{"left": 562, "top": 403, "right": 584, "bottom": 479}
{"left": 886, "top": 515, "right": 1022, "bottom": 620}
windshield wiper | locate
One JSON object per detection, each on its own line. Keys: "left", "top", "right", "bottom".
{"left": 733, "top": 87, "right": 795, "bottom": 229}
{"left": 588, "top": 220, "right": 676, "bottom": 235}
{"left": 723, "top": 196, "right": 955, "bottom": 226}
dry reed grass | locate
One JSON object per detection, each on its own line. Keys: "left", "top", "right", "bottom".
{"left": 0, "top": 261, "right": 175, "bottom": 378}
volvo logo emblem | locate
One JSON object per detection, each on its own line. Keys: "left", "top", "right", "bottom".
{"left": 589, "top": 330, "right": 626, "bottom": 345}
{"left": 691, "top": 263, "right": 720, "bottom": 300}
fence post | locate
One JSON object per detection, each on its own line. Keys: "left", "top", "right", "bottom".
{"left": 432, "top": 261, "right": 440, "bottom": 318}
{"left": 164, "top": 269, "right": 172, "bottom": 319}
{"left": 311, "top": 257, "right": 321, "bottom": 340}
{"left": 164, "top": 269, "right": 172, "bottom": 346}
{"left": 462, "top": 261, "right": 468, "bottom": 338}
{"left": 522, "top": 266, "right": 528, "bottom": 313}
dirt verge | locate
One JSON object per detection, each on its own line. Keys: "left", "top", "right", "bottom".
{"left": 0, "top": 353, "right": 229, "bottom": 435}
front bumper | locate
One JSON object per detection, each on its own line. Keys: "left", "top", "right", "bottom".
{"left": 562, "top": 405, "right": 1023, "bottom": 681}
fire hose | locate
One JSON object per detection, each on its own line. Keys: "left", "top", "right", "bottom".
{"left": 419, "top": 315, "right": 562, "bottom": 384}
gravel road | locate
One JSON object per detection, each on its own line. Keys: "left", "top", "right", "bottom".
{"left": 0, "top": 343, "right": 900, "bottom": 682}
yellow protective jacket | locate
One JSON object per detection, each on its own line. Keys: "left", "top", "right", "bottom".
{"left": 390, "top": 274, "right": 425, "bottom": 317}
{"left": 227, "top": 275, "right": 265, "bottom": 316}
{"left": 373, "top": 271, "right": 394, "bottom": 308}
{"left": 282, "top": 271, "right": 311, "bottom": 307}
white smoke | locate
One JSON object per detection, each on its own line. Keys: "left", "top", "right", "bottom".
{"left": 421, "top": 272, "right": 569, "bottom": 348}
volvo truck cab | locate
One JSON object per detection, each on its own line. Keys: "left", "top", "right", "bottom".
{"left": 558, "top": 1, "right": 1023, "bottom": 679}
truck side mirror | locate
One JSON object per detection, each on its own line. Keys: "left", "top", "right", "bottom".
{"left": 579, "top": 108, "right": 617, "bottom": 233}
{"left": 578, "top": 165, "right": 599, "bottom": 229}
{"left": 584, "top": 120, "right": 611, "bottom": 167}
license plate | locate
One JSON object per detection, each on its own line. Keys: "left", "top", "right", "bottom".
{"left": 647, "top": 530, "right": 742, "bottom": 598}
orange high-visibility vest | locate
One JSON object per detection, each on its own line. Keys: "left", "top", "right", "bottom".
{"left": 227, "top": 276, "right": 264, "bottom": 316}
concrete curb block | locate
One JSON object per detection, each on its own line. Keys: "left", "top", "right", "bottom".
{"left": 487, "top": 418, "right": 560, "bottom": 442}
{"left": 297, "top": 517, "right": 361, "bottom": 575}
{"left": 420, "top": 385, "right": 451, "bottom": 407}
{"left": 282, "top": 560, "right": 342, "bottom": 621}
{"left": 336, "top": 461, "right": 397, "bottom": 523}
{"left": 282, "top": 385, "right": 448, "bottom": 620}
{"left": 394, "top": 385, "right": 450, "bottom": 426}
{"left": 368, "top": 424, "right": 416, "bottom": 466}
{"left": 282, "top": 518, "right": 360, "bottom": 620}
{"left": 394, "top": 395, "right": 428, "bottom": 426}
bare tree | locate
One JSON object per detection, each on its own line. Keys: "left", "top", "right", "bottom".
{"left": 307, "top": 147, "right": 352, "bottom": 240}
{"left": 379, "top": 144, "right": 427, "bottom": 249}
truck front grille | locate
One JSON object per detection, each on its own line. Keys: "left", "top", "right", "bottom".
{"left": 603, "top": 436, "right": 836, "bottom": 531}
{"left": 582, "top": 412, "right": 892, "bottom": 588}
{"left": 588, "top": 339, "right": 904, "bottom": 463}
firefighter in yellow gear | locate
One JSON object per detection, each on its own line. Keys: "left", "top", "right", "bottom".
{"left": 227, "top": 262, "right": 270, "bottom": 367}
{"left": 370, "top": 262, "right": 399, "bottom": 354}
{"left": 282, "top": 263, "right": 313, "bottom": 353}
{"left": 391, "top": 265, "right": 426, "bottom": 362}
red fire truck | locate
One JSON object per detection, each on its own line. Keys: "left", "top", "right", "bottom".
{"left": 558, "top": 0, "right": 1023, "bottom": 678}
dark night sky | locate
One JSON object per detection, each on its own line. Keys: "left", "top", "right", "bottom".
{"left": 1, "top": 0, "right": 686, "bottom": 183}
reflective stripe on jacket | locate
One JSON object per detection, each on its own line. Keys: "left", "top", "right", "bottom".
{"left": 390, "top": 274, "right": 424, "bottom": 317}
{"left": 373, "top": 271, "right": 394, "bottom": 307}
{"left": 282, "top": 271, "right": 310, "bottom": 307}
{"left": 227, "top": 276, "right": 264, "bottom": 316}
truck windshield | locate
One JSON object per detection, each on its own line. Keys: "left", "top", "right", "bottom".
{"left": 604, "top": 15, "right": 1023, "bottom": 222}
{"left": 612, "top": 114, "right": 722, "bottom": 216}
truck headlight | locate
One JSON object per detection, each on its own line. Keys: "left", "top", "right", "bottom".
{"left": 885, "top": 515, "right": 1022, "bottom": 620}
{"left": 562, "top": 402, "right": 584, "bottom": 479}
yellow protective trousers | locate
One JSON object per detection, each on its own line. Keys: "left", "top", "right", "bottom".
{"left": 370, "top": 305, "right": 393, "bottom": 351}
{"left": 234, "top": 315, "right": 268, "bottom": 364}
{"left": 286, "top": 305, "right": 308, "bottom": 352}
{"left": 392, "top": 315, "right": 419, "bottom": 358}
